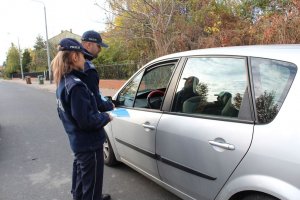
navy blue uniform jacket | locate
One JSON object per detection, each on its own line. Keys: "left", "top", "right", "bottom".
{"left": 83, "top": 60, "right": 113, "bottom": 112}
{"left": 56, "top": 70, "right": 110, "bottom": 153}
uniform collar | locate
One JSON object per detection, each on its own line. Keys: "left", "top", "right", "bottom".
{"left": 70, "top": 69, "right": 88, "bottom": 79}
{"left": 84, "top": 52, "right": 95, "bottom": 61}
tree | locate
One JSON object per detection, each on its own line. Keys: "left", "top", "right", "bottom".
{"left": 104, "top": 0, "right": 179, "bottom": 57}
{"left": 100, "top": 0, "right": 253, "bottom": 64}
{"left": 4, "top": 43, "right": 20, "bottom": 77}
{"left": 195, "top": 82, "right": 209, "bottom": 103}
{"left": 233, "top": 93, "right": 242, "bottom": 109}
{"left": 256, "top": 90, "right": 279, "bottom": 123}
{"left": 93, "top": 0, "right": 300, "bottom": 74}
{"left": 235, "top": 0, "right": 300, "bottom": 44}
{"left": 22, "top": 49, "right": 32, "bottom": 72}
{"left": 49, "top": 43, "right": 58, "bottom": 63}
{"left": 34, "top": 35, "right": 46, "bottom": 50}
{"left": 31, "top": 35, "right": 48, "bottom": 72}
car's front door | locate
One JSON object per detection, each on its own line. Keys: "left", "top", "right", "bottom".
{"left": 110, "top": 60, "right": 177, "bottom": 178}
{"left": 156, "top": 57, "right": 254, "bottom": 200}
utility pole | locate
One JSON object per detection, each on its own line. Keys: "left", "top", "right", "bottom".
{"left": 18, "top": 38, "right": 24, "bottom": 80}
{"left": 32, "top": 0, "right": 52, "bottom": 84}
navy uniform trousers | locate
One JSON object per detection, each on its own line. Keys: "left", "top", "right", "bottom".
{"left": 72, "top": 146, "right": 104, "bottom": 200}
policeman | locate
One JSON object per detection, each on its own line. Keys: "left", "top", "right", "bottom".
{"left": 52, "top": 38, "right": 113, "bottom": 200}
{"left": 81, "top": 30, "right": 114, "bottom": 112}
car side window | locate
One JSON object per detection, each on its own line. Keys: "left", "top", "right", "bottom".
{"left": 134, "top": 63, "right": 175, "bottom": 109}
{"left": 172, "top": 57, "right": 248, "bottom": 118}
{"left": 251, "top": 58, "right": 297, "bottom": 124}
{"left": 117, "top": 71, "right": 144, "bottom": 107}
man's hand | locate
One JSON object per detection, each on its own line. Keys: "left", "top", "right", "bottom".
{"left": 108, "top": 113, "right": 114, "bottom": 121}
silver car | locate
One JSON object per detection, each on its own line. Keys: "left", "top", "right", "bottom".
{"left": 103, "top": 45, "right": 300, "bottom": 200}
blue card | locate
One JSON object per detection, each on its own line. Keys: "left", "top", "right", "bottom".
{"left": 110, "top": 108, "right": 130, "bottom": 117}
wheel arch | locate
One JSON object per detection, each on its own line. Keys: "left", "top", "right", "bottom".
{"left": 215, "top": 174, "right": 300, "bottom": 200}
{"left": 229, "top": 191, "right": 279, "bottom": 200}
{"left": 104, "top": 123, "right": 121, "bottom": 161}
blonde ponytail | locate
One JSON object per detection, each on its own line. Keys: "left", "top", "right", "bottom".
{"left": 51, "top": 51, "right": 76, "bottom": 85}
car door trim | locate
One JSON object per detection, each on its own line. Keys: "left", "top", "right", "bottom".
{"left": 158, "top": 155, "right": 217, "bottom": 180}
{"left": 115, "top": 138, "right": 217, "bottom": 181}
{"left": 116, "top": 138, "right": 157, "bottom": 159}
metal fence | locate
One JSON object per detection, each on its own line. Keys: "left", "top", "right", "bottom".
{"left": 96, "top": 63, "right": 139, "bottom": 80}
{"left": 11, "top": 63, "right": 139, "bottom": 80}
{"left": 12, "top": 71, "right": 49, "bottom": 80}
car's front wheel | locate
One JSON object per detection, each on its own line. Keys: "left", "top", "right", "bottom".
{"left": 103, "top": 136, "right": 118, "bottom": 166}
{"left": 241, "top": 193, "right": 279, "bottom": 200}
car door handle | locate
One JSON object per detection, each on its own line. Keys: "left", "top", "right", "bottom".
{"left": 208, "top": 140, "right": 235, "bottom": 150}
{"left": 142, "top": 123, "right": 156, "bottom": 130}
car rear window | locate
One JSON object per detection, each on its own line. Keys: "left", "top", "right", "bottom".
{"left": 251, "top": 57, "right": 297, "bottom": 124}
{"left": 172, "top": 57, "right": 249, "bottom": 119}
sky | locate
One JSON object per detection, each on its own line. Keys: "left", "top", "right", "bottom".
{"left": 0, "top": 0, "right": 110, "bottom": 65}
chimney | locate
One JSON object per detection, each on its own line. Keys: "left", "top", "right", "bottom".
{"left": 70, "top": 29, "right": 72, "bottom": 33}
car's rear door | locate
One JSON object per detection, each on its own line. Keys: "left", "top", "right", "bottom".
{"left": 110, "top": 60, "right": 178, "bottom": 179}
{"left": 156, "top": 56, "right": 254, "bottom": 200}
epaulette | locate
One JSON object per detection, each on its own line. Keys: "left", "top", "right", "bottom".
{"left": 64, "top": 75, "right": 85, "bottom": 95}
{"left": 84, "top": 61, "right": 97, "bottom": 72}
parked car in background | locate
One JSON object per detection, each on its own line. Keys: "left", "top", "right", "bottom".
{"left": 103, "top": 45, "right": 300, "bottom": 200}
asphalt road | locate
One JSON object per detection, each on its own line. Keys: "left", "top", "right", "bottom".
{"left": 0, "top": 80, "right": 180, "bottom": 200}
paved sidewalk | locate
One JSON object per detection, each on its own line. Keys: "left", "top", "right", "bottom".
{"left": 3, "top": 78, "right": 118, "bottom": 96}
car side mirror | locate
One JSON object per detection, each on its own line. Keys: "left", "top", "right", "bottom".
{"left": 112, "top": 99, "right": 119, "bottom": 106}
{"left": 104, "top": 95, "right": 120, "bottom": 107}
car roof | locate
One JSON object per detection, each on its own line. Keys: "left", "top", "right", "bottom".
{"left": 148, "top": 44, "right": 300, "bottom": 66}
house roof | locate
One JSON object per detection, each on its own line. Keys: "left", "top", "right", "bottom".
{"left": 49, "top": 29, "right": 81, "bottom": 46}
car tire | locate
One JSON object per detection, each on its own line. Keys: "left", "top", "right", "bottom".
{"left": 241, "top": 193, "right": 279, "bottom": 200}
{"left": 103, "top": 136, "right": 118, "bottom": 166}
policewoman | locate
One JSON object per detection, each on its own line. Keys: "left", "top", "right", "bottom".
{"left": 52, "top": 38, "right": 113, "bottom": 200}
